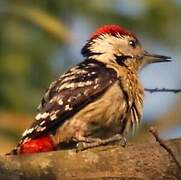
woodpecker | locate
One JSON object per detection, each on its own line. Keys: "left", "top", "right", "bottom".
{"left": 8, "top": 24, "right": 171, "bottom": 155}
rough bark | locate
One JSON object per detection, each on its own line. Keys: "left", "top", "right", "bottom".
{"left": 0, "top": 138, "right": 181, "bottom": 180}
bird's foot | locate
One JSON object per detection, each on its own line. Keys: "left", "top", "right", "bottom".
{"left": 76, "top": 134, "right": 127, "bottom": 152}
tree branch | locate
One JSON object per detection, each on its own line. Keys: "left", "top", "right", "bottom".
{"left": 149, "top": 126, "right": 181, "bottom": 169}
{"left": 0, "top": 138, "right": 181, "bottom": 179}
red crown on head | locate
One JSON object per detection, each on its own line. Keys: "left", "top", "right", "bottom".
{"left": 91, "top": 24, "right": 132, "bottom": 39}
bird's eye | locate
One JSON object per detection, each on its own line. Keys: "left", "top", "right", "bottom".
{"left": 129, "top": 40, "right": 136, "bottom": 48}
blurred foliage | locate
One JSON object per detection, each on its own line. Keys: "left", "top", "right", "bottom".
{"left": 0, "top": 0, "right": 180, "bottom": 154}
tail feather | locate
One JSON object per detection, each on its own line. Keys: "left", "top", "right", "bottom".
{"left": 6, "top": 135, "right": 55, "bottom": 155}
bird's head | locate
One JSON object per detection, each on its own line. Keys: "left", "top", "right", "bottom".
{"left": 81, "top": 24, "right": 171, "bottom": 71}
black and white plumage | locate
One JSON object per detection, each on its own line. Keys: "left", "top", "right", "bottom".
{"left": 20, "top": 59, "right": 118, "bottom": 144}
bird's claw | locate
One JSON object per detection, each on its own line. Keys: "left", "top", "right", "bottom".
{"left": 76, "top": 142, "right": 86, "bottom": 152}
{"left": 119, "top": 136, "right": 127, "bottom": 147}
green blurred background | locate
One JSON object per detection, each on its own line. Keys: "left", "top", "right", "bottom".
{"left": 0, "top": 0, "right": 180, "bottom": 154}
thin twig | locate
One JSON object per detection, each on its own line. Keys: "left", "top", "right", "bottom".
{"left": 145, "top": 88, "right": 181, "bottom": 93}
{"left": 149, "top": 126, "right": 181, "bottom": 169}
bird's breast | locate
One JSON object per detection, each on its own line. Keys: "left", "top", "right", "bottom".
{"left": 54, "top": 81, "right": 128, "bottom": 142}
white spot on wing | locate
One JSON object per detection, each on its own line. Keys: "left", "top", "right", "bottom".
{"left": 93, "top": 84, "right": 99, "bottom": 89}
{"left": 91, "top": 72, "right": 96, "bottom": 75}
{"left": 65, "top": 104, "right": 73, "bottom": 111}
{"left": 58, "top": 82, "right": 75, "bottom": 91}
{"left": 40, "top": 121, "right": 45, "bottom": 126}
{"left": 84, "top": 89, "right": 90, "bottom": 96}
{"left": 50, "top": 96, "right": 58, "bottom": 103}
{"left": 95, "top": 78, "right": 99, "bottom": 84}
{"left": 77, "top": 81, "right": 93, "bottom": 87}
{"left": 36, "top": 126, "right": 46, "bottom": 132}
{"left": 35, "top": 112, "right": 49, "bottom": 120}
{"left": 58, "top": 99, "right": 63, "bottom": 105}
{"left": 60, "top": 75, "right": 76, "bottom": 83}
{"left": 50, "top": 113, "right": 57, "bottom": 121}
{"left": 87, "top": 63, "right": 96, "bottom": 67}
{"left": 60, "top": 68, "right": 88, "bottom": 80}
{"left": 22, "top": 128, "right": 34, "bottom": 137}
{"left": 49, "top": 110, "right": 59, "bottom": 121}
{"left": 67, "top": 98, "right": 71, "bottom": 103}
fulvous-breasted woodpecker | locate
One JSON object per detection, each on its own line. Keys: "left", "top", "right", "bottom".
{"left": 7, "top": 24, "right": 171, "bottom": 155}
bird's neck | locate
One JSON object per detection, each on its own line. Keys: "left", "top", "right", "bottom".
{"left": 87, "top": 55, "right": 144, "bottom": 108}
{"left": 117, "top": 65, "right": 144, "bottom": 110}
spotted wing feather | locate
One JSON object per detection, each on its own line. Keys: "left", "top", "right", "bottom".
{"left": 21, "top": 59, "right": 118, "bottom": 144}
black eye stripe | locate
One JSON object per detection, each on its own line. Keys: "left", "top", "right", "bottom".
{"left": 114, "top": 55, "right": 132, "bottom": 66}
{"left": 115, "top": 55, "right": 127, "bottom": 62}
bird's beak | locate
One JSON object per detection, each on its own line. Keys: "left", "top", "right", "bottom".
{"left": 143, "top": 51, "right": 171, "bottom": 64}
